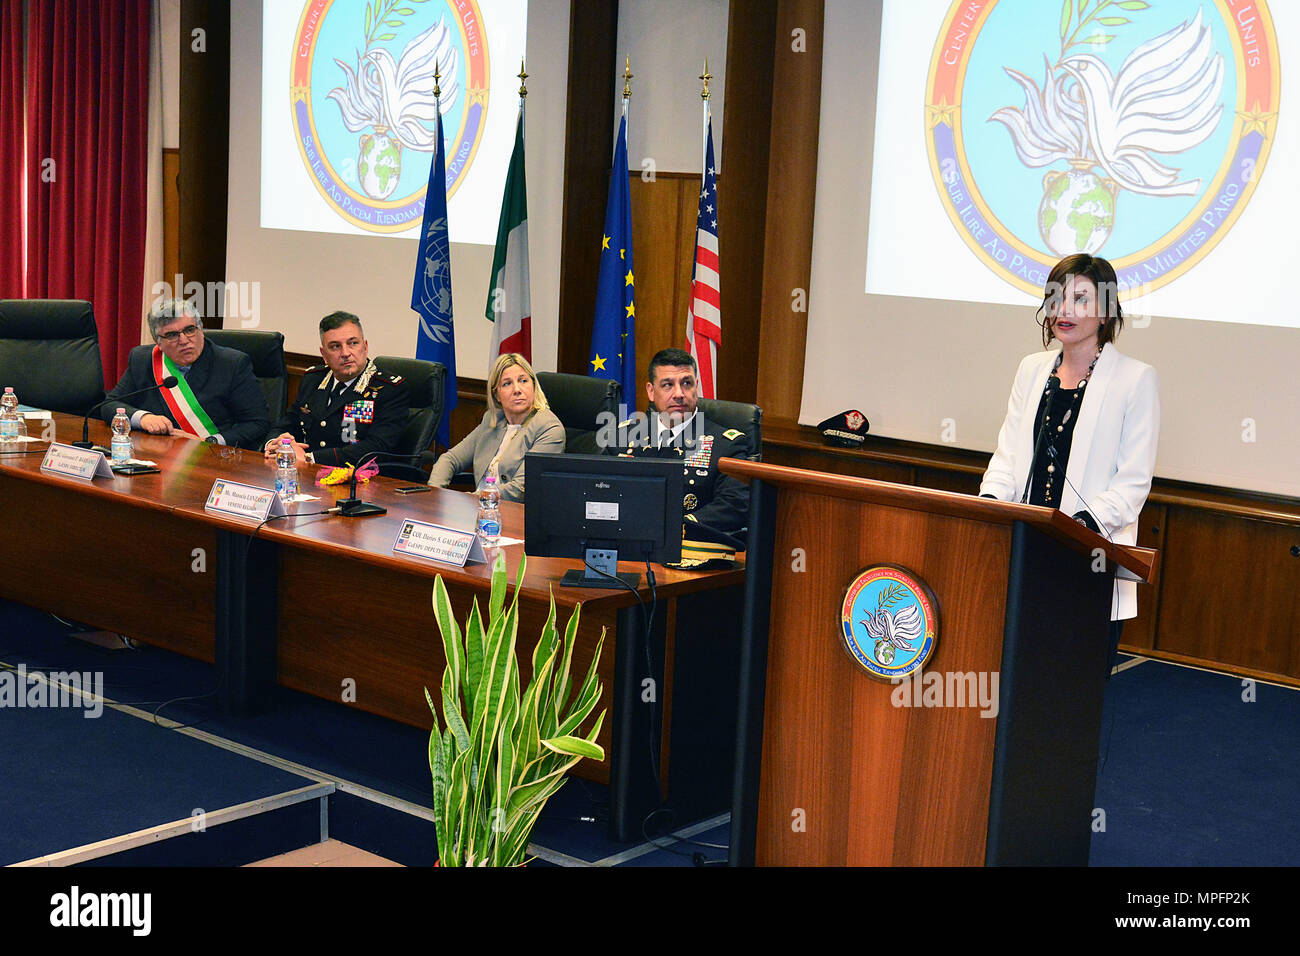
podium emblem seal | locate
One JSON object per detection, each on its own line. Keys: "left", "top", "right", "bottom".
{"left": 840, "top": 565, "right": 939, "bottom": 681}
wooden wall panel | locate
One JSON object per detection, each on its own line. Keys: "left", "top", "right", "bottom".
{"left": 556, "top": 0, "right": 620, "bottom": 376}
{"left": 1155, "top": 510, "right": 1300, "bottom": 675}
{"left": 627, "top": 173, "right": 691, "bottom": 410}
{"left": 716, "top": 0, "right": 779, "bottom": 405}
{"left": 164, "top": 148, "right": 180, "bottom": 287}
{"left": 756, "top": 0, "right": 824, "bottom": 420}
{"left": 178, "top": 2, "right": 229, "bottom": 327}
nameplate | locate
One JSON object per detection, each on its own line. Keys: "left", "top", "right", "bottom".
{"left": 392, "top": 519, "right": 488, "bottom": 567}
{"left": 204, "top": 479, "right": 287, "bottom": 522}
{"left": 40, "top": 443, "right": 115, "bottom": 480}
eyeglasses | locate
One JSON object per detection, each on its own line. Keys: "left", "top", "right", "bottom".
{"left": 158, "top": 325, "right": 202, "bottom": 343}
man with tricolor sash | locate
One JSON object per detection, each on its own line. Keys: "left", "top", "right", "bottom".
{"left": 102, "top": 299, "right": 270, "bottom": 449}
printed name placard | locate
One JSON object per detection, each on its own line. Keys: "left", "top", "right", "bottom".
{"left": 392, "top": 519, "right": 487, "bottom": 567}
{"left": 40, "top": 443, "right": 115, "bottom": 480}
{"left": 204, "top": 479, "right": 287, "bottom": 521}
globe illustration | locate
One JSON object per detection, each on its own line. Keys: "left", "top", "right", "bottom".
{"left": 874, "top": 640, "right": 895, "bottom": 666}
{"left": 358, "top": 129, "right": 403, "bottom": 200}
{"left": 1038, "top": 166, "right": 1116, "bottom": 256}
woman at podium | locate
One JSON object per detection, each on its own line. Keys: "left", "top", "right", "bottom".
{"left": 427, "top": 352, "right": 564, "bottom": 502}
{"left": 979, "top": 254, "right": 1160, "bottom": 652}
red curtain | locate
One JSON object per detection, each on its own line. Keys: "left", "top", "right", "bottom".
{"left": 25, "top": 0, "right": 150, "bottom": 385}
{"left": 0, "top": 0, "right": 24, "bottom": 298}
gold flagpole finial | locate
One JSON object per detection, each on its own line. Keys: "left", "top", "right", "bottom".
{"left": 433, "top": 59, "right": 442, "bottom": 100}
{"left": 518, "top": 58, "right": 528, "bottom": 98}
{"left": 700, "top": 57, "right": 712, "bottom": 101}
{"left": 622, "top": 55, "right": 633, "bottom": 99}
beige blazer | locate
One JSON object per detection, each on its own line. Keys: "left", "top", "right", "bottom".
{"left": 428, "top": 407, "right": 565, "bottom": 502}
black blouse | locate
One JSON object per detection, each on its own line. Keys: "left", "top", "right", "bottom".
{"left": 1028, "top": 375, "right": 1085, "bottom": 509}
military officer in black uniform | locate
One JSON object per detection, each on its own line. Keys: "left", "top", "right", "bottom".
{"left": 264, "top": 311, "right": 409, "bottom": 467}
{"left": 608, "top": 347, "right": 753, "bottom": 538}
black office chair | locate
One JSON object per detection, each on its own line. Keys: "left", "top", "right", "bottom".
{"left": 536, "top": 371, "right": 622, "bottom": 454}
{"left": 204, "top": 329, "right": 288, "bottom": 419}
{"left": 374, "top": 355, "right": 446, "bottom": 481}
{"left": 0, "top": 299, "right": 105, "bottom": 415}
{"left": 700, "top": 397, "right": 763, "bottom": 460}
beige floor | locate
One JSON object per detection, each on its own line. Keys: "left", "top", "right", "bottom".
{"left": 245, "top": 839, "right": 403, "bottom": 867}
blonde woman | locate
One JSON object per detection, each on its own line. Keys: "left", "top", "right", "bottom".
{"left": 427, "top": 352, "right": 564, "bottom": 502}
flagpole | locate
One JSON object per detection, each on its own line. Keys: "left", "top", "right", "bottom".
{"left": 700, "top": 58, "right": 711, "bottom": 179}
{"left": 621, "top": 55, "right": 633, "bottom": 148}
{"left": 517, "top": 57, "right": 527, "bottom": 131}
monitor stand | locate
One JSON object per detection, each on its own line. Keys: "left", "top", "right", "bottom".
{"left": 560, "top": 547, "right": 641, "bottom": 590}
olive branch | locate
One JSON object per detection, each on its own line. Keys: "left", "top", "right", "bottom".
{"left": 363, "top": 0, "right": 431, "bottom": 48}
{"left": 876, "top": 583, "right": 906, "bottom": 610}
{"left": 1058, "top": 0, "right": 1149, "bottom": 61}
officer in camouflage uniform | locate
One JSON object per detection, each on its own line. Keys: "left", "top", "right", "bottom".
{"left": 264, "top": 311, "right": 409, "bottom": 467}
{"left": 608, "top": 347, "right": 752, "bottom": 539}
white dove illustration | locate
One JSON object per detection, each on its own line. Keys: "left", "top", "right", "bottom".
{"left": 990, "top": 8, "right": 1225, "bottom": 196}
{"left": 860, "top": 604, "right": 924, "bottom": 649}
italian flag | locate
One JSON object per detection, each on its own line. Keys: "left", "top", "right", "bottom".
{"left": 486, "top": 106, "right": 531, "bottom": 363}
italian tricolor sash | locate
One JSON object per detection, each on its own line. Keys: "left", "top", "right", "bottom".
{"left": 153, "top": 347, "right": 217, "bottom": 439}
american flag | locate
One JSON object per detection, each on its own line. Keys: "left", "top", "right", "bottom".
{"left": 685, "top": 119, "right": 720, "bottom": 398}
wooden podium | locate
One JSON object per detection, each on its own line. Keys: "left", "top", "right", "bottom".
{"left": 721, "top": 459, "right": 1157, "bottom": 866}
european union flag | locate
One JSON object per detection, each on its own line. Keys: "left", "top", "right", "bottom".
{"left": 588, "top": 106, "right": 636, "bottom": 406}
{"left": 411, "top": 106, "right": 457, "bottom": 448}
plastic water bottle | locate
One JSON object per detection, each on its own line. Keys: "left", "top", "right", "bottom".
{"left": 275, "top": 438, "right": 299, "bottom": 499}
{"left": 477, "top": 461, "right": 502, "bottom": 547}
{"left": 110, "top": 408, "right": 132, "bottom": 464}
{"left": 0, "top": 387, "right": 19, "bottom": 443}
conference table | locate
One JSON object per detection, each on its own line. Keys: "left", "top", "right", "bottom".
{"left": 0, "top": 415, "right": 746, "bottom": 841}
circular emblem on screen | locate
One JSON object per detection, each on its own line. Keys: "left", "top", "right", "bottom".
{"left": 840, "top": 565, "right": 938, "bottom": 682}
{"left": 925, "top": 0, "right": 1279, "bottom": 296}
{"left": 290, "top": 0, "right": 490, "bottom": 233}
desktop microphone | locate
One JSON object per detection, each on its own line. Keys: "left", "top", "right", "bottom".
{"left": 74, "top": 377, "right": 180, "bottom": 450}
{"left": 336, "top": 449, "right": 438, "bottom": 517}
{"left": 1020, "top": 375, "right": 1059, "bottom": 504}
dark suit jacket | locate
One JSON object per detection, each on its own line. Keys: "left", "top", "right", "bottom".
{"left": 270, "top": 361, "right": 409, "bottom": 466}
{"left": 608, "top": 410, "right": 754, "bottom": 537}
{"left": 102, "top": 342, "right": 271, "bottom": 449}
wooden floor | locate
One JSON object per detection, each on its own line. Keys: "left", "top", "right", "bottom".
{"left": 244, "top": 840, "right": 403, "bottom": 867}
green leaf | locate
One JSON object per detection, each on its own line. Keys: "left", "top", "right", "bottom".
{"left": 488, "top": 551, "right": 507, "bottom": 623}
{"left": 443, "top": 682, "right": 471, "bottom": 753}
{"left": 378, "top": 32, "right": 396, "bottom": 41}
{"left": 396, "top": 6, "right": 416, "bottom": 13}
{"left": 1059, "top": 0, "right": 1072, "bottom": 39}
{"left": 384, "top": 18, "right": 403, "bottom": 27}
{"left": 1095, "top": 16, "right": 1129, "bottom": 25}
{"left": 431, "top": 576, "right": 464, "bottom": 699}
{"left": 464, "top": 598, "right": 485, "bottom": 709}
{"left": 552, "top": 596, "right": 581, "bottom": 722}
{"left": 541, "top": 735, "right": 605, "bottom": 760}
{"left": 1115, "top": 0, "right": 1148, "bottom": 8}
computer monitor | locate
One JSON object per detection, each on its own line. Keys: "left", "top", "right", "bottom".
{"left": 524, "top": 452, "right": 683, "bottom": 589}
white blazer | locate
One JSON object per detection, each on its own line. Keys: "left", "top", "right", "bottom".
{"left": 979, "top": 344, "right": 1160, "bottom": 620}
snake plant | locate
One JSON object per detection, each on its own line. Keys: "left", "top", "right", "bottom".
{"left": 426, "top": 552, "right": 606, "bottom": 866}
